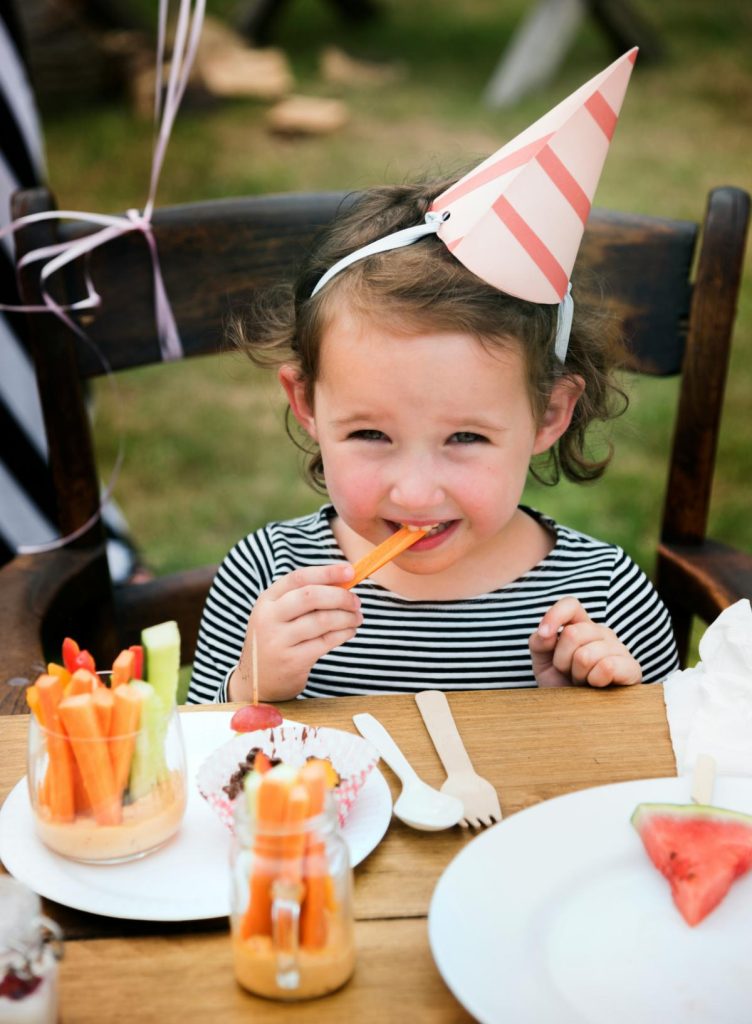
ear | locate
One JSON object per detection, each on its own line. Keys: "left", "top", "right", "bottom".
{"left": 532, "top": 375, "right": 585, "bottom": 455}
{"left": 278, "top": 365, "right": 317, "bottom": 440}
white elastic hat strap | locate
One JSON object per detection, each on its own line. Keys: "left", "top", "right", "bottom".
{"left": 554, "top": 283, "right": 573, "bottom": 362}
{"left": 310, "top": 210, "right": 448, "bottom": 297}
{"left": 310, "top": 209, "right": 573, "bottom": 363}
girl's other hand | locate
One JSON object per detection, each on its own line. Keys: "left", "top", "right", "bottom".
{"left": 228, "top": 563, "right": 363, "bottom": 702}
{"left": 529, "top": 596, "right": 642, "bottom": 688}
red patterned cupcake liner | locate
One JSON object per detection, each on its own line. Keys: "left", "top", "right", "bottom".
{"left": 197, "top": 722, "right": 379, "bottom": 830}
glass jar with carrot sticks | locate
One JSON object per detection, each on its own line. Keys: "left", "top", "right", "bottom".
{"left": 26, "top": 665, "right": 187, "bottom": 864}
{"left": 230, "top": 759, "right": 356, "bottom": 1000}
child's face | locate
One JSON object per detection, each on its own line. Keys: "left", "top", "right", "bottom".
{"left": 281, "top": 305, "right": 580, "bottom": 579}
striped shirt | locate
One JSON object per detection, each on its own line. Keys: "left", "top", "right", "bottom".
{"left": 187, "top": 504, "right": 679, "bottom": 703}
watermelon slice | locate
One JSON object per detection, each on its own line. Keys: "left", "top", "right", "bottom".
{"left": 631, "top": 802, "right": 752, "bottom": 926}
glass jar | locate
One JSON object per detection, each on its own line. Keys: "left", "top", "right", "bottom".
{"left": 230, "top": 792, "right": 356, "bottom": 1001}
{"left": 27, "top": 699, "right": 187, "bottom": 864}
{"left": 0, "top": 877, "right": 63, "bottom": 1024}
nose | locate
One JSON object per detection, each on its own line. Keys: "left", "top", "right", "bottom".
{"left": 388, "top": 453, "right": 445, "bottom": 512}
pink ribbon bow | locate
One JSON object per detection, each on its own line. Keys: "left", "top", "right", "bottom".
{"left": 0, "top": 0, "right": 206, "bottom": 362}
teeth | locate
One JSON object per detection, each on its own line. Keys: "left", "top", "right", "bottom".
{"left": 404, "top": 522, "right": 441, "bottom": 534}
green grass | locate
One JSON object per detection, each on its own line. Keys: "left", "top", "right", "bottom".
{"left": 38, "top": 0, "right": 751, "bottom": 658}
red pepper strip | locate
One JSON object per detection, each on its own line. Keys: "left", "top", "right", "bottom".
{"left": 72, "top": 649, "right": 96, "bottom": 674}
{"left": 62, "top": 637, "right": 80, "bottom": 674}
{"left": 129, "top": 644, "right": 144, "bottom": 681}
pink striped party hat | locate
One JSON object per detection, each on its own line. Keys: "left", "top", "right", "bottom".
{"left": 311, "top": 49, "right": 637, "bottom": 358}
{"left": 431, "top": 47, "right": 638, "bottom": 303}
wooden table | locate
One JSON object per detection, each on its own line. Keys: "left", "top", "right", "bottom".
{"left": 0, "top": 686, "right": 676, "bottom": 1022}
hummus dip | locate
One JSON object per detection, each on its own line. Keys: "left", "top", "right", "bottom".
{"left": 33, "top": 773, "right": 186, "bottom": 863}
{"left": 232, "top": 918, "right": 355, "bottom": 1000}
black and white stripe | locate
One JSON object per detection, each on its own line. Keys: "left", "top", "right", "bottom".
{"left": 187, "top": 504, "right": 679, "bottom": 703}
{"left": 0, "top": 2, "right": 139, "bottom": 579}
{"left": 0, "top": 1, "right": 52, "bottom": 564}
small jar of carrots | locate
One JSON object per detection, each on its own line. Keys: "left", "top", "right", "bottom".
{"left": 230, "top": 759, "right": 356, "bottom": 1000}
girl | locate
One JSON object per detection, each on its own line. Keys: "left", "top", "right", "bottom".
{"left": 187, "top": 52, "right": 679, "bottom": 704}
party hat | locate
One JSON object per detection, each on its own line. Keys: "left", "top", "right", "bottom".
{"left": 430, "top": 48, "right": 638, "bottom": 303}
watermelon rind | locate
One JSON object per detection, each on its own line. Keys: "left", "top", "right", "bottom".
{"left": 632, "top": 801, "right": 752, "bottom": 926}
{"left": 631, "top": 801, "right": 752, "bottom": 828}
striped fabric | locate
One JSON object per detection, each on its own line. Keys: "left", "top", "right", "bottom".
{"left": 0, "top": 2, "right": 51, "bottom": 565}
{"left": 0, "top": 2, "right": 139, "bottom": 580}
{"left": 187, "top": 504, "right": 679, "bottom": 703}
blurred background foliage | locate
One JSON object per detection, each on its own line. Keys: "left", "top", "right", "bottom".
{"left": 30, "top": 0, "right": 751, "bottom": 651}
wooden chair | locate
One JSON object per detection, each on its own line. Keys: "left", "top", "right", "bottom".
{"left": 0, "top": 185, "right": 749, "bottom": 713}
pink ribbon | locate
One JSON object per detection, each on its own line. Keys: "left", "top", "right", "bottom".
{"left": 0, "top": 0, "right": 206, "bottom": 362}
{"left": 0, "top": 0, "right": 206, "bottom": 555}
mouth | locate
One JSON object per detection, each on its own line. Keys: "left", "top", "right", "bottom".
{"left": 389, "top": 520, "right": 457, "bottom": 547}
{"left": 404, "top": 522, "right": 449, "bottom": 537}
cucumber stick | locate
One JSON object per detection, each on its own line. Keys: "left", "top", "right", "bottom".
{"left": 128, "top": 680, "right": 169, "bottom": 800}
{"left": 141, "top": 620, "right": 181, "bottom": 709}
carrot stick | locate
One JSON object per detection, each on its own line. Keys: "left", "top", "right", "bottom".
{"left": 240, "top": 774, "right": 289, "bottom": 940}
{"left": 299, "top": 761, "right": 330, "bottom": 948}
{"left": 40, "top": 767, "right": 52, "bottom": 809}
{"left": 339, "top": 525, "right": 428, "bottom": 589}
{"left": 71, "top": 759, "right": 93, "bottom": 816}
{"left": 109, "top": 684, "right": 144, "bottom": 796}
{"left": 26, "top": 684, "right": 42, "bottom": 722}
{"left": 280, "top": 783, "right": 310, "bottom": 882}
{"left": 58, "top": 694, "right": 121, "bottom": 825}
{"left": 46, "top": 663, "right": 71, "bottom": 687}
{"left": 274, "top": 783, "right": 310, "bottom": 954}
{"left": 34, "top": 674, "right": 75, "bottom": 822}
{"left": 92, "top": 687, "right": 114, "bottom": 736}
{"left": 65, "top": 668, "right": 99, "bottom": 697}
{"left": 111, "top": 649, "right": 135, "bottom": 687}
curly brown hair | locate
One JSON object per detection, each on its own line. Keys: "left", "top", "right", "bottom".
{"left": 230, "top": 177, "right": 628, "bottom": 492}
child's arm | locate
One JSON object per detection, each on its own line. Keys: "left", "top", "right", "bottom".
{"left": 227, "top": 563, "right": 363, "bottom": 702}
{"left": 529, "top": 597, "right": 642, "bottom": 688}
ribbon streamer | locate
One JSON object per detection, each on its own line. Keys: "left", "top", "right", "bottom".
{"left": 0, "top": 0, "right": 206, "bottom": 361}
{"left": 0, "top": 0, "right": 206, "bottom": 555}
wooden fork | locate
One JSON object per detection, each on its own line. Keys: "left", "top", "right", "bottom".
{"left": 415, "top": 690, "right": 503, "bottom": 829}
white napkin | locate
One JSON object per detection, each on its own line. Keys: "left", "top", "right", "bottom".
{"left": 663, "top": 598, "right": 752, "bottom": 776}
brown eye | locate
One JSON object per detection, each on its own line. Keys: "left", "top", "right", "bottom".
{"left": 348, "top": 429, "right": 388, "bottom": 442}
{"left": 449, "top": 432, "right": 487, "bottom": 444}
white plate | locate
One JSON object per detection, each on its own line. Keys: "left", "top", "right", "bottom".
{"left": 429, "top": 776, "right": 752, "bottom": 1024}
{"left": 0, "top": 711, "right": 392, "bottom": 921}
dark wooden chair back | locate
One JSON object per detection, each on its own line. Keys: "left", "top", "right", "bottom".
{"left": 0, "top": 185, "right": 749, "bottom": 712}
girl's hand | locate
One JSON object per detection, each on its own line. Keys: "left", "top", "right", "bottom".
{"left": 528, "top": 597, "right": 642, "bottom": 688}
{"left": 228, "top": 563, "right": 363, "bottom": 702}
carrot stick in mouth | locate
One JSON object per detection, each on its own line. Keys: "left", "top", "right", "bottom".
{"left": 339, "top": 524, "right": 431, "bottom": 589}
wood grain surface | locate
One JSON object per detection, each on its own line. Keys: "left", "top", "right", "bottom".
{"left": 0, "top": 686, "right": 676, "bottom": 1021}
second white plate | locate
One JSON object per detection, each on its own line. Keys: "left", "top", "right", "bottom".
{"left": 429, "top": 776, "right": 752, "bottom": 1024}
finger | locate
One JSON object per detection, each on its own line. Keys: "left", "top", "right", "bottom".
{"left": 529, "top": 625, "right": 558, "bottom": 656}
{"left": 586, "top": 654, "right": 642, "bottom": 688}
{"left": 286, "top": 607, "right": 363, "bottom": 647}
{"left": 534, "top": 597, "right": 592, "bottom": 647}
{"left": 293, "top": 626, "right": 360, "bottom": 664}
{"left": 266, "top": 562, "right": 356, "bottom": 599}
{"left": 551, "top": 624, "right": 614, "bottom": 679}
{"left": 564, "top": 637, "right": 622, "bottom": 685}
{"left": 275, "top": 583, "right": 362, "bottom": 624}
